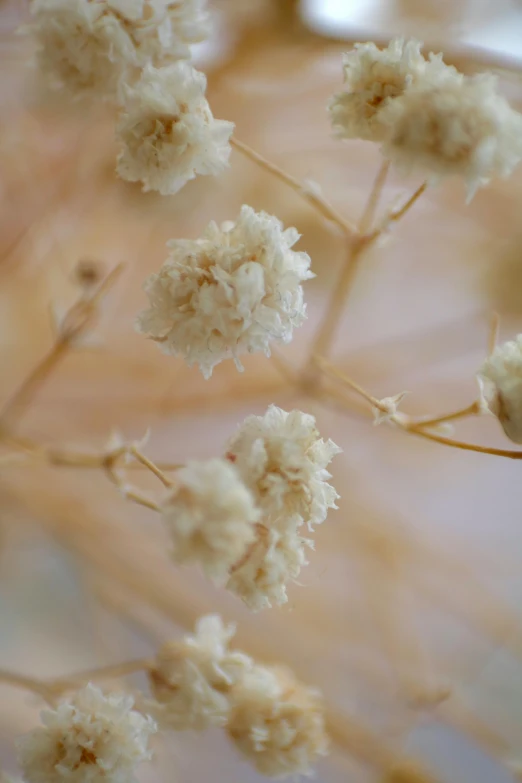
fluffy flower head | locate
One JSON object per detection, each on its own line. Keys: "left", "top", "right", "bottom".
{"left": 227, "top": 664, "right": 328, "bottom": 778}
{"left": 116, "top": 62, "right": 233, "bottom": 195}
{"left": 17, "top": 684, "right": 156, "bottom": 783}
{"left": 477, "top": 334, "right": 522, "bottom": 443}
{"left": 226, "top": 405, "right": 341, "bottom": 530}
{"left": 27, "top": 0, "right": 210, "bottom": 101}
{"left": 382, "top": 72, "right": 522, "bottom": 198}
{"left": 328, "top": 38, "right": 453, "bottom": 143}
{"left": 226, "top": 516, "right": 311, "bottom": 611}
{"left": 136, "top": 206, "right": 313, "bottom": 378}
{"left": 160, "top": 458, "right": 259, "bottom": 581}
{"left": 148, "top": 615, "right": 253, "bottom": 730}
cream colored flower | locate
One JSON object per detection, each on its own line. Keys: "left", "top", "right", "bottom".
{"left": 477, "top": 334, "right": 522, "bottom": 443}
{"left": 227, "top": 664, "right": 328, "bottom": 778}
{"left": 226, "top": 405, "right": 341, "bottom": 531}
{"left": 328, "top": 38, "right": 454, "bottom": 143}
{"left": 17, "top": 684, "right": 156, "bottom": 783}
{"left": 372, "top": 391, "right": 409, "bottom": 426}
{"left": 148, "top": 615, "right": 253, "bottom": 730}
{"left": 116, "top": 62, "right": 233, "bottom": 195}
{"left": 160, "top": 458, "right": 259, "bottom": 581}
{"left": 136, "top": 206, "right": 313, "bottom": 378}
{"left": 27, "top": 0, "right": 210, "bottom": 101}
{"left": 382, "top": 72, "right": 522, "bottom": 199}
{"left": 226, "top": 517, "right": 311, "bottom": 611}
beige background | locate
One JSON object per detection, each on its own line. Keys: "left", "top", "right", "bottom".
{"left": 1, "top": 2, "right": 522, "bottom": 781}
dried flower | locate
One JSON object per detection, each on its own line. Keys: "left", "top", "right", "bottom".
{"left": 148, "top": 615, "right": 253, "bottom": 730}
{"left": 227, "top": 664, "right": 328, "bottom": 778}
{"left": 116, "top": 62, "right": 233, "bottom": 195}
{"left": 477, "top": 334, "right": 522, "bottom": 443}
{"left": 26, "top": 0, "right": 210, "bottom": 101}
{"left": 226, "top": 517, "right": 311, "bottom": 611}
{"left": 381, "top": 72, "right": 522, "bottom": 199}
{"left": 136, "top": 206, "right": 313, "bottom": 378}
{"left": 372, "top": 391, "right": 409, "bottom": 426}
{"left": 17, "top": 684, "right": 156, "bottom": 783}
{"left": 226, "top": 405, "right": 341, "bottom": 531}
{"left": 160, "top": 458, "right": 259, "bottom": 581}
{"left": 328, "top": 38, "right": 453, "bottom": 143}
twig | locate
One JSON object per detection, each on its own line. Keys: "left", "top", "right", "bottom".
{"left": 230, "top": 137, "right": 355, "bottom": 237}
{"left": 315, "top": 355, "right": 522, "bottom": 460}
{"left": 488, "top": 311, "right": 500, "bottom": 356}
{"left": 0, "top": 658, "right": 153, "bottom": 702}
{"left": 359, "top": 159, "right": 390, "bottom": 233}
{"left": 412, "top": 401, "right": 480, "bottom": 430}
{"left": 305, "top": 178, "right": 427, "bottom": 380}
{"left": 129, "top": 445, "right": 174, "bottom": 488}
{"left": 0, "top": 264, "right": 124, "bottom": 428}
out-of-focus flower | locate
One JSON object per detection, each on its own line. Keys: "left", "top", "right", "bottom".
{"left": 227, "top": 664, "right": 328, "bottom": 778}
{"left": 478, "top": 334, "right": 522, "bottom": 443}
{"left": 26, "top": 0, "right": 210, "bottom": 101}
{"left": 148, "top": 615, "right": 253, "bottom": 730}
{"left": 160, "top": 458, "right": 259, "bottom": 581}
{"left": 17, "top": 684, "right": 156, "bottom": 783}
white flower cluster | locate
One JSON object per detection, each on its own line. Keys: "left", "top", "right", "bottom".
{"left": 329, "top": 37, "right": 522, "bottom": 197}
{"left": 148, "top": 615, "right": 328, "bottom": 778}
{"left": 116, "top": 63, "right": 234, "bottom": 195}
{"left": 477, "top": 334, "right": 522, "bottom": 443}
{"left": 17, "top": 684, "right": 156, "bottom": 783}
{"left": 161, "top": 457, "right": 259, "bottom": 581}
{"left": 160, "top": 405, "right": 340, "bottom": 610}
{"left": 227, "top": 664, "right": 328, "bottom": 778}
{"left": 136, "top": 206, "right": 313, "bottom": 378}
{"left": 27, "top": 0, "right": 209, "bottom": 101}
{"left": 149, "top": 615, "right": 252, "bottom": 730}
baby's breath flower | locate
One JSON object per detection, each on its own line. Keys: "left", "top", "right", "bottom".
{"left": 148, "top": 615, "right": 253, "bottom": 730}
{"left": 136, "top": 206, "right": 313, "bottom": 378}
{"left": 372, "top": 391, "right": 409, "bottom": 426}
{"left": 116, "top": 62, "right": 233, "bottom": 195}
{"left": 160, "top": 458, "right": 259, "bottom": 581}
{"left": 328, "top": 38, "right": 454, "bottom": 143}
{"left": 381, "top": 72, "right": 522, "bottom": 199}
{"left": 227, "top": 664, "right": 328, "bottom": 778}
{"left": 226, "top": 516, "right": 311, "bottom": 611}
{"left": 26, "top": 0, "right": 210, "bottom": 101}
{"left": 477, "top": 334, "right": 522, "bottom": 443}
{"left": 226, "top": 405, "right": 341, "bottom": 531}
{"left": 17, "top": 684, "right": 156, "bottom": 783}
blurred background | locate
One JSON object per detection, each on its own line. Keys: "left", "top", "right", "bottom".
{"left": 2, "top": 1, "right": 522, "bottom": 781}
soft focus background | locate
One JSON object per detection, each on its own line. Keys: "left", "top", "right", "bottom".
{"left": 2, "top": 1, "right": 522, "bottom": 781}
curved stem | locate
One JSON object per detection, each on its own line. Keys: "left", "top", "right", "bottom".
{"left": 412, "top": 401, "right": 480, "bottom": 430}
{"left": 230, "top": 137, "right": 355, "bottom": 237}
{"left": 315, "top": 355, "right": 522, "bottom": 460}
{"left": 129, "top": 446, "right": 174, "bottom": 488}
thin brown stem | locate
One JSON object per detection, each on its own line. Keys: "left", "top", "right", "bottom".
{"left": 104, "top": 462, "right": 162, "bottom": 512}
{"left": 230, "top": 137, "right": 355, "bottom": 237}
{"left": 0, "top": 668, "right": 55, "bottom": 702}
{"left": 305, "top": 178, "right": 427, "bottom": 380}
{"left": 129, "top": 445, "right": 174, "bottom": 488}
{"left": 412, "top": 401, "right": 480, "bottom": 430}
{"left": 315, "top": 355, "right": 522, "bottom": 460}
{"left": 48, "top": 658, "right": 154, "bottom": 693}
{"left": 0, "top": 264, "right": 124, "bottom": 429}
{"left": 359, "top": 159, "right": 390, "bottom": 233}
{"left": 488, "top": 311, "right": 500, "bottom": 356}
